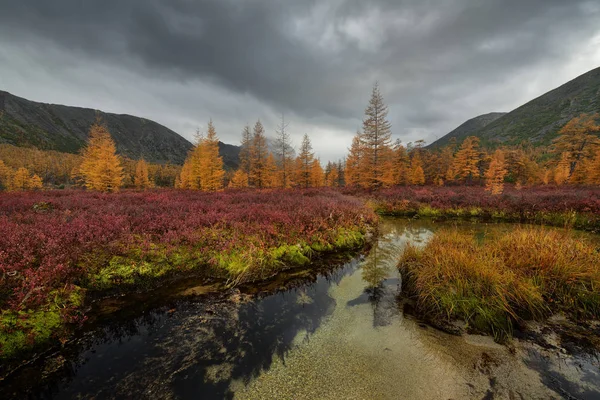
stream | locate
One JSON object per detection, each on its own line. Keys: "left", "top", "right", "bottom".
{"left": 2, "top": 218, "right": 600, "bottom": 399}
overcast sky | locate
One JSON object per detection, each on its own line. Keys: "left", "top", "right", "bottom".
{"left": 1, "top": 0, "right": 599, "bottom": 162}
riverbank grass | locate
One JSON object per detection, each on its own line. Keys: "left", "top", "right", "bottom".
{"left": 398, "top": 228, "right": 600, "bottom": 340}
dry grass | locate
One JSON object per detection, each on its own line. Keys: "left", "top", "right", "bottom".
{"left": 399, "top": 228, "right": 600, "bottom": 340}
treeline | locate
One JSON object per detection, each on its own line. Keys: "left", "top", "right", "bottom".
{"left": 0, "top": 140, "right": 181, "bottom": 192}
{"left": 177, "top": 119, "right": 333, "bottom": 191}
{"left": 1, "top": 84, "right": 599, "bottom": 194}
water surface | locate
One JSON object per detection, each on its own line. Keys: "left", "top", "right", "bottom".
{"left": 2, "top": 218, "right": 599, "bottom": 399}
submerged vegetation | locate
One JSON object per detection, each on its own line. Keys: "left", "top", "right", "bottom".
{"left": 0, "top": 189, "right": 376, "bottom": 360}
{"left": 399, "top": 227, "right": 600, "bottom": 340}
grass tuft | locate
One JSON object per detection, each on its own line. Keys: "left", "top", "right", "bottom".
{"left": 399, "top": 227, "right": 600, "bottom": 341}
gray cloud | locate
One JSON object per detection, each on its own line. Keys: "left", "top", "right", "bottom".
{"left": 0, "top": 0, "right": 599, "bottom": 161}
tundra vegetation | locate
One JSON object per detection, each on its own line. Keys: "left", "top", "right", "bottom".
{"left": 399, "top": 227, "right": 600, "bottom": 340}
{"left": 1, "top": 83, "right": 600, "bottom": 360}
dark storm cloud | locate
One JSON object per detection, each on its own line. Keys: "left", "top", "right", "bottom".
{"left": 0, "top": 0, "right": 599, "bottom": 158}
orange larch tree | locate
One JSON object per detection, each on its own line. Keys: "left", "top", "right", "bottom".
{"left": 484, "top": 149, "right": 508, "bottom": 195}
{"left": 361, "top": 83, "right": 393, "bottom": 189}
{"left": 310, "top": 159, "right": 325, "bottom": 187}
{"left": 228, "top": 169, "right": 249, "bottom": 188}
{"left": 552, "top": 113, "right": 600, "bottom": 178}
{"left": 199, "top": 120, "right": 225, "bottom": 191}
{"left": 0, "top": 159, "right": 12, "bottom": 190}
{"left": 295, "top": 134, "right": 315, "bottom": 189}
{"left": 78, "top": 121, "right": 123, "bottom": 192}
{"left": 554, "top": 152, "right": 571, "bottom": 185}
{"left": 249, "top": 120, "right": 270, "bottom": 189}
{"left": 134, "top": 159, "right": 153, "bottom": 189}
{"left": 408, "top": 151, "right": 425, "bottom": 185}
{"left": 451, "top": 136, "right": 483, "bottom": 184}
{"left": 345, "top": 132, "right": 364, "bottom": 187}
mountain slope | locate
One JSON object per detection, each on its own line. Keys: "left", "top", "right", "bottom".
{"left": 0, "top": 91, "right": 240, "bottom": 167}
{"left": 431, "top": 66, "right": 600, "bottom": 148}
{"left": 430, "top": 112, "right": 506, "bottom": 148}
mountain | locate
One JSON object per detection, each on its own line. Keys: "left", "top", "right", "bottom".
{"left": 0, "top": 90, "right": 240, "bottom": 168}
{"left": 429, "top": 112, "right": 506, "bottom": 148}
{"left": 430, "top": 66, "right": 600, "bottom": 148}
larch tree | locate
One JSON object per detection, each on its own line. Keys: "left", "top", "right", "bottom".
{"left": 325, "top": 161, "right": 339, "bottom": 187}
{"left": 554, "top": 152, "right": 571, "bottom": 185}
{"left": 9, "top": 167, "right": 32, "bottom": 191}
{"left": 134, "top": 159, "right": 153, "bottom": 189}
{"left": 337, "top": 159, "right": 345, "bottom": 187}
{"left": 345, "top": 132, "right": 364, "bottom": 187}
{"left": 0, "top": 160, "right": 12, "bottom": 190}
{"left": 310, "top": 159, "right": 325, "bottom": 187}
{"left": 178, "top": 130, "right": 204, "bottom": 190}
{"left": 274, "top": 114, "right": 295, "bottom": 188}
{"left": 586, "top": 149, "right": 600, "bottom": 185}
{"left": 361, "top": 82, "right": 393, "bottom": 189}
{"left": 176, "top": 161, "right": 192, "bottom": 189}
{"left": 552, "top": 113, "right": 600, "bottom": 178}
{"left": 484, "top": 149, "right": 508, "bottom": 195}
{"left": 228, "top": 169, "right": 249, "bottom": 188}
{"left": 295, "top": 134, "right": 315, "bottom": 188}
{"left": 408, "top": 151, "right": 425, "bottom": 185}
{"left": 264, "top": 153, "right": 279, "bottom": 188}
{"left": 199, "top": 120, "right": 225, "bottom": 191}
{"left": 249, "top": 120, "right": 270, "bottom": 189}
{"left": 29, "top": 174, "right": 43, "bottom": 190}
{"left": 451, "top": 136, "right": 483, "bottom": 184}
{"left": 239, "top": 125, "right": 253, "bottom": 177}
{"left": 391, "top": 140, "right": 409, "bottom": 185}
{"left": 78, "top": 121, "right": 123, "bottom": 192}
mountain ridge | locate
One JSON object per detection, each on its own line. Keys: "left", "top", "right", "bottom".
{"left": 430, "top": 66, "right": 600, "bottom": 148}
{"left": 0, "top": 90, "right": 240, "bottom": 168}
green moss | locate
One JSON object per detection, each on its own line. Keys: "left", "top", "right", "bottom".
{"left": 418, "top": 205, "right": 442, "bottom": 218}
{"left": 0, "top": 287, "right": 85, "bottom": 359}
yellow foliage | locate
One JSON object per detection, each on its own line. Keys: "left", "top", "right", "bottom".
{"left": 484, "top": 149, "right": 508, "bottom": 195}
{"left": 134, "top": 159, "right": 153, "bottom": 190}
{"left": 554, "top": 152, "right": 571, "bottom": 185}
{"left": 77, "top": 122, "right": 123, "bottom": 192}
{"left": 228, "top": 169, "right": 249, "bottom": 188}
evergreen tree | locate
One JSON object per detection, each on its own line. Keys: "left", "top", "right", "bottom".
{"left": 78, "top": 121, "right": 123, "bottom": 192}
